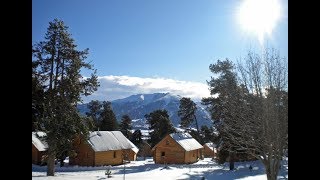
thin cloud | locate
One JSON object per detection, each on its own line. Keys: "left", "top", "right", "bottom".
{"left": 81, "top": 75, "right": 211, "bottom": 103}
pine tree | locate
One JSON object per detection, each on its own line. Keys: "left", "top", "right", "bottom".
{"left": 201, "top": 59, "right": 239, "bottom": 170}
{"left": 145, "top": 109, "right": 176, "bottom": 147}
{"left": 202, "top": 48, "right": 288, "bottom": 180}
{"left": 178, "top": 97, "right": 200, "bottom": 139}
{"left": 119, "top": 115, "right": 132, "bottom": 139}
{"left": 99, "top": 101, "right": 118, "bottom": 131}
{"left": 86, "top": 100, "right": 102, "bottom": 130}
{"left": 32, "top": 19, "right": 99, "bottom": 176}
{"left": 199, "top": 125, "right": 215, "bottom": 144}
{"left": 131, "top": 129, "right": 142, "bottom": 145}
{"left": 32, "top": 60, "right": 44, "bottom": 131}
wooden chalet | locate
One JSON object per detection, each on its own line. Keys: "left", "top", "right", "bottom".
{"left": 152, "top": 133, "right": 203, "bottom": 164}
{"left": 137, "top": 141, "right": 152, "bottom": 159}
{"left": 32, "top": 132, "right": 48, "bottom": 165}
{"left": 126, "top": 140, "right": 139, "bottom": 161}
{"left": 203, "top": 142, "right": 217, "bottom": 158}
{"left": 69, "top": 131, "right": 137, "bottom": 166}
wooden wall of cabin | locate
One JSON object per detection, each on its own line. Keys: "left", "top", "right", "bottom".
{"left": 153, "top": 136, "right": 185, "bottom": 164}
{"left": 32, "top": 144, "right": 39, "bottom": 164}
{"left": 32, "top": 144, "right": 47, "bottom": 165}
{"left": 138, "top": 143, "right": 152, "bottom": 158}
{"left": 95, "top": 150, "right": 124, "bottom": 166}
{"left": 203, "top": 145, "right": 215, "bottom": 158}
{"left": 123, "top": 149, "right": 137, "bottom": 161}
{"left": 69, "top": 138, "right": 95, "bottom": 166}
{"left": 184, "top": 149, "right": 201, "bottom": 163}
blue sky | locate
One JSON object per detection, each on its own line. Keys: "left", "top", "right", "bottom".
{"left": 32, "top": 0, "right": 288, "bottom": 102}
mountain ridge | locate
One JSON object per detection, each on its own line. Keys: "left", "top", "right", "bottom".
{"left": 78, "top": 92, "right": 212, "bottom": 129}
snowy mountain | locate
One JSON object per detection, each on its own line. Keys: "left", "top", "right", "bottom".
{"left": 78, "top": 93, "right": 212, "bottom": 129}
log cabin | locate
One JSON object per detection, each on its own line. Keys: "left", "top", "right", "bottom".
{"left": 126, "top": 140, "right": 139, "bottom": 161}
{"left": 69, "top": 131, "right": 137, "bottom": 166}
{"left": 152, "top": 133, "right": 203, "bottom": 164}
{"left": 32, "top": 132, "right": 48, "bottom": 165}
{"left": 203, "top": 142, "right": 217, "bottom": 158}
{"left": 137, "top": 141, "right": 152, "bottom": 159}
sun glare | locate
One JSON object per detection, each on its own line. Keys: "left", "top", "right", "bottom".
{"left": 237, "top": 0, "right": 281, "bottom": 44}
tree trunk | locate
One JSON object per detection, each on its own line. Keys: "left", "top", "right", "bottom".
{"left": 193, "top": 115, "right": 201, "bottom": 143}
{"left": 47, "top": 152, "right": 55, "bottom": 176}
{"left": 229, "top": 152, "right": 235, "bottom": 170}
{"left": 265, "top": 161, "right": 279, "bottom": 180}
{"left": 229, "top": 160, "right": 234, "bottom": 170}
{"left": 49, "top": 39, "right": 56, "bottom": 91}
{"left": 53, "top": 50, "right": 60, "bottom": 89}
{"left": 193, "top": 115, "right": 200, "bottom": 134}
{"left": 60, "top": 158, "right": 64, "bottom": 167}
{"left": 266, "top": 171, "right": 277, "bottom": 180}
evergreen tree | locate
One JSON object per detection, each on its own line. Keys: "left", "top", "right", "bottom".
{"left": 86, "top": 100, "right": 102, "bottom": 130}
{"left": 131, "top": 129, "right": 142, "bottom": 145}
{"left": 178, "top": 97, "right": 200, "bottom": 141}
{"left": 119, "top": 114, "right": 132, "bottom": 139}
{"left": 199, "top": 125, "right": 215, "bottom": 144}
{"left": 201, "top": 59, "right": 239, "bottom": 170}
{"left": 145, "top": 109, "right": 176, "bottom": 147}
{"left": 202, "top": 49, "right": 288, "bottom": 180}
{"left": 32, "top": 60, "right": 44, "bottom": 131}
{"left": 99, "top": 101, "right": 118, "bottom": 131}
{"left": 32, "top": 19, "right": 99, "bottom": 176}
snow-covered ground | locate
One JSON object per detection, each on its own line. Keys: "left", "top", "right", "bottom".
{"left": 32, "top": 157, "right": 288, "bottom": 180}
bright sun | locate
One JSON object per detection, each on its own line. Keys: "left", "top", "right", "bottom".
{"left": 237, "top": 0, "right": 281, "bottom": 44}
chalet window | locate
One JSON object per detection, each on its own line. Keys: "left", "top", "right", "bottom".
{"left": 114, "top": 151, "right": 116, "bottom": 158}
{"left": 161, "top": 152, "right": 165, "bottom": 157}
{"left": 193, "top": 153, "right": 195, "bottom": 157}
{"left": 166, "top": 140, "right": 170, "bottom": 145}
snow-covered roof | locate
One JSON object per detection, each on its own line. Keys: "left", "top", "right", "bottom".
{"left": 169, "top": 133, "right": 203, "bottom": 151}
{"left": 127, "top": 140, "right": 139, "bottom": 153}
{"left": 32, "top": 132, "right": 48, "bottom": 151}
{"left": 87, "top": 131, "right": 134, "bottom": 152}
{"left": 204, "top": 142, "right": 217, "bottom": 151}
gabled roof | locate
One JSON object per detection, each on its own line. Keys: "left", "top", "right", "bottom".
{"left": 127, "top": 140, "right": 139, "bottom": 153}
{"left": 204, "top": 142, "right": 217, "bottom": 151}
{"left": 87, "top": 131, "right": 134, "bottom": 152}
{"left": 32, "top": 132, "right": 48, "bottom": 152}
{"left": 169, "top": 133, "right": 203, "bottom": 151}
